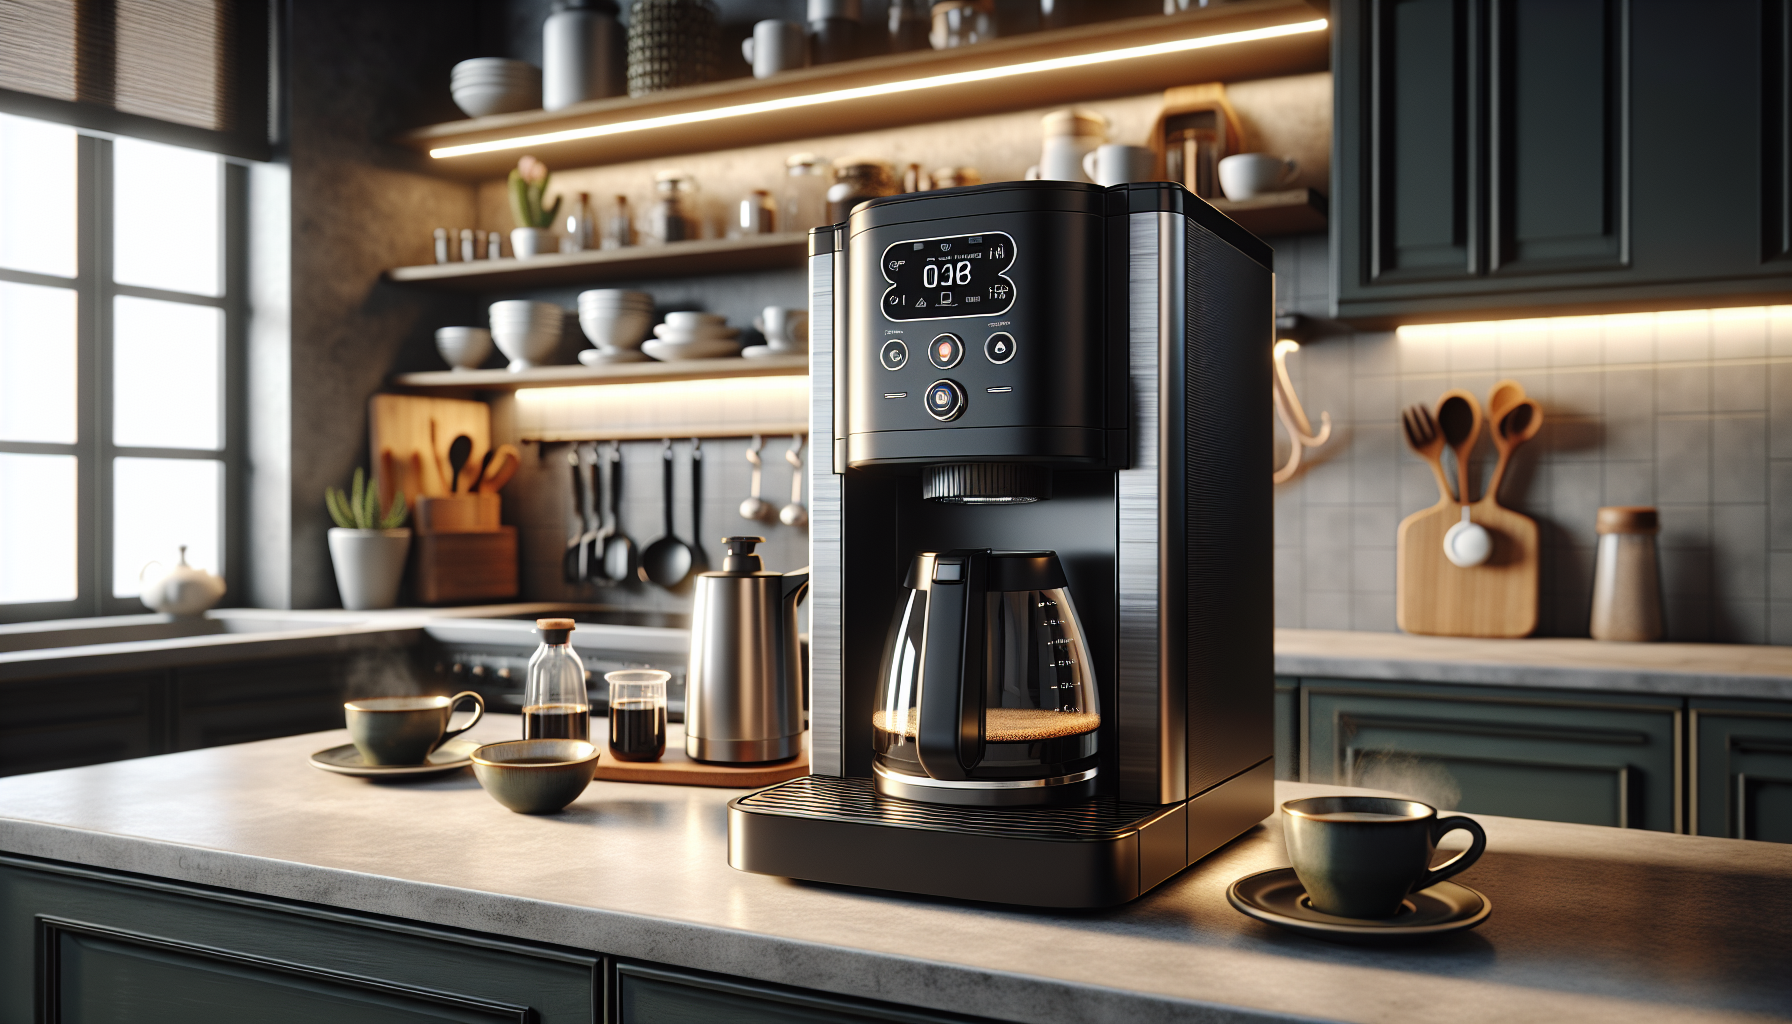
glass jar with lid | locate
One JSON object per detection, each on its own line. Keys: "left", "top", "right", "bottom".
{"left": 782, "top": 153, "right": 832, "bottom": 232}
{"left": 524, "top": 617, "right": 590, "bottom": 740}
{"left": 649, "top": 170, "right": 697, "bottom": 243}
{"left": 826, "top": 158, "right": 898, "bottom": 223}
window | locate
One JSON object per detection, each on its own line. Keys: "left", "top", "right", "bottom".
{"left": 0, "top": 112, "right": 240, "bottom": 620}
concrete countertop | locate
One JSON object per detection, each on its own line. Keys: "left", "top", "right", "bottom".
{"left": 0, "top": 715, "right": 1786, "bottom": 1023}
{"left": 1276, "top": 628, "right": 1792, "bottom": 701}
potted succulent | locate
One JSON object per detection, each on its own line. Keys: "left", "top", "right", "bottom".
{"left": 509, "top": 155, "right": 562, "bottom": 258}
{"left": 326, "top": 468, "right": 411, "bottom": 610}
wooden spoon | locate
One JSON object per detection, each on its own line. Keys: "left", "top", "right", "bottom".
{"left": 1486, "top": 379, "right": 1527, "bottom": 429}
{"left": 1435, "top": 390, "right": 1484, "bottom": 505}
{"left": 1483, "top": 399, "right": 1544, "bottom": 505}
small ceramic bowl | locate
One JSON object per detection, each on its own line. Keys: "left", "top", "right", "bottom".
{"left": 471, "top": 739, "right": 599, "bottom": 814}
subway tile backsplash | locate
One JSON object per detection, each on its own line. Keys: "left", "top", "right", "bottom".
{"left": 1273, "top": 234, "right": 1792, "bottom": 643}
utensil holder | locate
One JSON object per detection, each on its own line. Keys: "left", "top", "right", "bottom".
{"left": 415, "top": 494, "right": 502, "bottom": 534}
{"left": 411, "top": 527, "right": 519, "bottom": 605}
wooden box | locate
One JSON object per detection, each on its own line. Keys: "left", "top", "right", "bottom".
{"left": 414, "top": 493, "right": 501, "bottom": 534}
{"left": 411, "top": 528, "right": 518, "bottom": 605}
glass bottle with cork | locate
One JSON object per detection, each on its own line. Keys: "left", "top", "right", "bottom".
{"left": 524, "top": 618, "right": 590, "bottom": 740}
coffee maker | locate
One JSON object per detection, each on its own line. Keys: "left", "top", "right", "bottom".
{"left": 728, "top": 180, "right": 1274, "bottom": 907}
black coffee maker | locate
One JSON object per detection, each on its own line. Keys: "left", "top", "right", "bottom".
{"left": 728, "top": 181, "right": 1274, "bottom": 907}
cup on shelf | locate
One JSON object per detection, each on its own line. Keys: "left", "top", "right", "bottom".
{"left": 745, "top": 306, "right": 808, "bottom": 358}
{"left": 742, "top": 19, "right": 808, "bottom": 79}
{"left": 1217, "top": 153, "right": 1299, "bottom": 200}
{"left": 1081, "top": 144, "right": 1159, "bottom": 187}
{"left": 488, "top": 300, "right": 565, "bottom": 371}
{"left": 435, "top": 326, "right": 493, "bottom": 371}
{"left": 450, "top": 58, "right": 542, "bottom": 117}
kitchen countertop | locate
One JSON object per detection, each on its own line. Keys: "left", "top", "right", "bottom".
{"left": 1276, "top": 628, "right": 1792, "bottom": 701}
{"left": 0, "top": 715, "right": 1786, "bottom": 1023}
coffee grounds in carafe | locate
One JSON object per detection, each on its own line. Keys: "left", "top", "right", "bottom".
{"left": 609, "top": 698, "right": 667, "bottom": 762}
{"left": 523, "top": 703, "right": 591, "bottom": 741}
{"left": 872, "top": 707, "right": 1099, "bottom": 743}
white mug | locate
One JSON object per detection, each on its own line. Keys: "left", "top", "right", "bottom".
{"left": 1217, "top": 153, "right": 1299, "bottom": 200}
{"left": 742, "top": 20, "right": 807, "bottom": 79}
{"left": 1081, "top": 144, "right": 1159, "bottom": 187}
{"left": 754, "top": 306, "right": 809, "bottom": 350}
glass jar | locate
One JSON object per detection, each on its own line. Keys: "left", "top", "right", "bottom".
{"left": 1591, "top": 506, "right": 1664, "bottom": 641}
{"left": 826, "top": 158, "right": 898, "bottom": 223}
{"left": 606, "top": 668, "right": 668, "bottom": 761}
{"left": 601, "top": 194, "right": 635, "bottom": 248}
{"left": 929, "top": 0, "right": 995, "bottom": 49}
{"left": 649, "top": 171, "right": 696, "bottom": 243}
{"left": 563, "top": 191, "right": 595, "bottom": 252}
{"left": 782, "top": 153, "right": 832, "bottom": 231}
{"left": 524, "top": 617, "right": 591, "bottom": 740}
{"left": 738, "top": 189, "right": 775, "bottom": 235}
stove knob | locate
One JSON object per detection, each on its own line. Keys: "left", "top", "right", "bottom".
{"left": 470, "top": 664, "right": 487, "bottom": 678}
{"left": 496, "top": 667, "right": 512, "bottom": 680}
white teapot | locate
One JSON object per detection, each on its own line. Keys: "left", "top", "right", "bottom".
{"left": 140, "top": 545, "right": 226, "bottom": 617}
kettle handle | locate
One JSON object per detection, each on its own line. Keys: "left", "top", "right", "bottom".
{"left": 915, "top": 550, "right": 986, "bottom": 780}
{"left": 782, "top": 565, "right": 810, "bottom": 603}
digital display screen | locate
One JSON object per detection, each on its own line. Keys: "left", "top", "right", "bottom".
{"left": 879, "top": 232, "right": 1016, "bottom": 321}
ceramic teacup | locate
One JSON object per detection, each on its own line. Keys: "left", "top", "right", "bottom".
{"left": 1217, "top": 152, "right": 1298, "bottom": 199}
{"left": 1281, "top": 795, "right": 1486, "bottom": 919}
{"left": 344, "top": 692, "right": 485, "bottom": 766}
{"left": 1081, "top": 144, "right": 1159, "bottom": 187}
{"left": 754, "top": 306, "right": 808, "bottom": 350}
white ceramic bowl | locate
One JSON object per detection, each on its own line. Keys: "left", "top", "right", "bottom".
{"left": 642, "top": 337, "right": 743, "bottom": 361}
{"left": 435, "top": 326, "right": 493, "bottom": 371}
{"left": 579, "top": 348, "right": 653, "bottom": 365}
{"left": 652, "top": 323, "right": 740, "bottom": 342}
{"left": 489, "top": 302, "right": 563, "bottom": 371}
{"left": 579, "top": 310, "right": 653, "bottom": 351}
{"left": 578, "top": 289, "right": 652, "bottom": 305}
{"left": 451, "top": 62, "right": 541, "bottom": 117}
{"left": 663, "top": 311, "right": 728, "bottom": 329}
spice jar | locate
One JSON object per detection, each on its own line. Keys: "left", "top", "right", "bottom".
{"left": 782, "top": 153, "right": 832, "bottom": 232}
{"left": 738, "top": 189, "right": 775, "bottom": 234}
{"left": 827, "top": 158, "right": 898, "bottom": 222}
{"left": 1590, "top": 506, "right": 1664, "bottom": 642}
{"left": 649, "top": 171, "right": 697, "bottom": 243}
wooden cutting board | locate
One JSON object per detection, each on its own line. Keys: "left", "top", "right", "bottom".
{"left": 1396, "top": 497, "right": 1539, "bottom": 638}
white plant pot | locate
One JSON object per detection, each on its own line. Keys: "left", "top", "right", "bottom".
{"left": 327, "top": 528, "right": 411, "bottom": 611}
{"left": 511, "top": 227, "right": 553, "bottom": 258}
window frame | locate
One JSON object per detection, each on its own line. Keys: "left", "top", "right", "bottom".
{"left": 0, "top": 126, "right": 245, "bottom": 622}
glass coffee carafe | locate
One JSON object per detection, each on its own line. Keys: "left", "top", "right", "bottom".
{"left": 873, "top": 550, "right": 1099, "bottom": 806}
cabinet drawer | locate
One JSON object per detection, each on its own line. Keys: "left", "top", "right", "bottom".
{"left": 0, "top": 674, "right": 168, "bottom": 777}
{"left": 1302, "top": 679, "right": 1682, "bottom": 831}
{"left": 1691, "top": 698, "right": 1792, "bottom": 843}
{"left": 0, "top": 857, "right": 597, "bottom": 1023}
{"left": 173, "top": 657, "right": 351, "bottom": 752}
{"left": 616, "top": 962, "right": 992, "bottom": 1024}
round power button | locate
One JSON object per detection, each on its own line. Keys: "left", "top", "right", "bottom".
{"left": 925, "top": 379, "right": 967, "bottom": 421}
{"left": 879, "top": 339, "right": 908, "bottom": 370}
{"left": 928, "top": 333, "right": 964, "bottom": 369}
{"left": 984, "top": 332, "right": 1016, "bottom": 364}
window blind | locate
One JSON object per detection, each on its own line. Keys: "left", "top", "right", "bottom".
{"left": 0, "top": 0, "right": 268, "bottom": 159}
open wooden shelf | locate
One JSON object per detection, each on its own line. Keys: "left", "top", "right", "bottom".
{"left": 388, "top": 354, "right": 808, "bottom": 394}
{"left": 403, "top": 0, "right": 1330, "bottom": 179}
{"left": 1211, "top": 187, "right": 1328, "bottom": 237}
{"left": 386, "top": 233, "right": 809, "bottom": 290}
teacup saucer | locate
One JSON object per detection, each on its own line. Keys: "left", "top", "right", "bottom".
{"left": 308, "top": 739, "right": 481, "bottom": 777}
{"left": 742, "top": 344, "right": 805, "bottom": 359}
{"left": 578, "top": 348, "right": 652, "bottom": 365}
{"left": 1227, "top": 867, "right": 1490, "bottom": 943}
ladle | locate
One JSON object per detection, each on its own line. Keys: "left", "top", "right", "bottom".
{"left": 639, "top": 439, "right": 695, "bottom": 588}
{"left": 601, "top": 440, "right": 635, "bottom": 582}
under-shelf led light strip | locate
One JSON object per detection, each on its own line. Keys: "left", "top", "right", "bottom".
{"left": 431, "top": 18, "right": 1329, "bottom": 160}
{"left": 515, "top": 375, "right": 809, "bottom": 440}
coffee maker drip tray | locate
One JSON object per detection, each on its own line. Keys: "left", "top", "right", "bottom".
{"left": 728, "top": 775, "right": 1183, "bottom": 908}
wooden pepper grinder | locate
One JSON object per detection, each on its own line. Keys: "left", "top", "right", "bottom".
{"left": 1590, "top": 506, "right": 1664, "bottom": 641}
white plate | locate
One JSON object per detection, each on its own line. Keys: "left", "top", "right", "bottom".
{"left": 652, "top": 323, "right": 739, "bottom": 341}
{"left": 642, "top": 338, "right": 742, "bottom": 361}
{"left": 579, "top": 348, "right": 653, "bottom": 364}
{"left": 742, "top": 344, "right": 805, "bottom": 359}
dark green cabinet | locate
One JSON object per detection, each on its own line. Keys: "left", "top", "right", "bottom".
{"left": 1335, "top": 0, "right": 1792, "bottom": 322}
{"left": 1692, "top": 698, "right": 1792, "bottom": 842}
{"left": 1298, "top": 679, "right": 1683, "bottom": 831}
{"left": 1274, "top": 677, "right": 1299, "bottom": 781}
{"left": 0, "top": 857, "right": 598, "bottom": 1023}
{"left": 614, "top": 963, "right": 989, "bottom": 1024}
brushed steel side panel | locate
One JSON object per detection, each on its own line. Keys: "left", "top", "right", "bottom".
{"left": 808, "top": 250, "right": 843, "bottom": 776}
{"left": 1117, "top": 213, "right": 1176, "bottom": 805}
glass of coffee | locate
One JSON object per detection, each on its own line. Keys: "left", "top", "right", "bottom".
{"left": 605, "top": 669, "right": 668, "bottom": 762}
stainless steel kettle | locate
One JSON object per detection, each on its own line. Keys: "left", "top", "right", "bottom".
{"left": 685, "top": 536, "right": 810, "bottom": 763}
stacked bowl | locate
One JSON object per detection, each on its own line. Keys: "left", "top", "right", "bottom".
{"left": 451, "top": 58, "right": 542, "bottom": 117}
{"left": 489, "top": 301, "right": 564, "bottom": 371}
{"left": 643, "top": 311, "right": 742, "bottom": 361}
{"left": 576, "top": 290, "right": 654, "bottom": 365}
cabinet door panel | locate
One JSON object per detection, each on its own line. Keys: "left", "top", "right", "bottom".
{"left": 1302, "top": 680, "right": 1682, "bottom": 831}
{"left": 617, "top": 962, "right": 987, "bottom": 1024}
{"left": 1275, "top": 677, "right": 1299, "bottom": 781}
{"left": 1372, "top": 0, "right": 1480, "bottom": 280}
{"left": 1490, "top": 0, "right": 1625, "bottom": 272}
{"left": 0, "top": 859, "right": 598, "bottom": 1024}
{"left": 0, "top": 674, "right": 168, "bottom": 777}
{"left": 1691, "top": 700, "right": 1792, "bottom": 843}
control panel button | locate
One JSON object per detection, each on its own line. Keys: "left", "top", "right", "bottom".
{"left": 984, "top": 332, "right": 1016, "bottom": 364}
{"left": 925, "top": 379, "right": 967, "bottom": 421}
{"left": 928, "top": 333, "right": 964, "bottom": 369}
{"left": 879, "top": 339, "right": 908, "bottom": 370}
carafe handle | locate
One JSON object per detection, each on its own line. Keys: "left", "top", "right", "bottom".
{"left": 915, "top": 550, "right": 986, "bottom": 780}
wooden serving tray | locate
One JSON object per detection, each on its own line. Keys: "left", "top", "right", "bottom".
{"left": 593, "top": 721, "right": 808, "bottom": 788}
